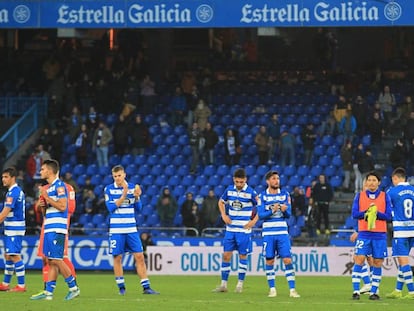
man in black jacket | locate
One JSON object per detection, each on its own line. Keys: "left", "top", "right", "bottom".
{"left": 312, "top": 174, "right": 334, "bottom": 235}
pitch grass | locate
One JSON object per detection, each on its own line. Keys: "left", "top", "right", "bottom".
{"left": 1, "top": 272, "right": 412, "bottom": 311}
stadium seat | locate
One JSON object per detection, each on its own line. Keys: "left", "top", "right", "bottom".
{"left": 98, "top": 165, "right": 111, "bottom": 176}
{"left": 147, "top": 213, "right": 160, "bottom": 226}
{"left": 109, "top": 154, "right": 121, "bottom": 167}
{"left": 148, "top": 155, "right": 159, "bottom": 166}
{"left": 168, "top": 175, "right": 181, "bottom": 187}
{"left": 330, "top": 175, "right": 343, "bottom": 188}
{"left": 182, "top": 174, "right": 195, "bottom": 187}
{"left": 178, "top": 135, "right": 188, "bottom": 146}
{"left": 216, "top": 164, "right": 230, "bottom": 176}
{"left": 121, "top": 154, "right": 134, "bottom": 167}
{"left": 92, "top": 214, "right": 105, "bottom": 226}
{"left": 155, "top": 174, "right": 168, "bottom": 187}
{"left": 302, "top": 175, "right": 314, "bottom": 188}
{"left": 173, "top": 185, "right": 186, "bottom": 197}
{"left": 288, "top": 175, "right": 301, "bottom": 187}
{"left": 199, "top": 185, "right": 211, "bottom": 197}
{"left": 73, "top": 164, "right": 86, "bottom": 176}
{"left": 321, "top": 135, "right": 334, "bottom": 146}
{"left": 296, "top": 215, "right": 305, "bottom": 228}
{"left": 310, "top": 165, "right": 323, "bottom": 178}
{"left": 102, "top": 175, "right": 113, "bottom": 185}
{"left": 94, "top": 185, "right": 105, "bottom": 198}
{"left": 125, "top": 164, "right": 138, "bottom": 176}
{"left": 317, "top": 155, "right": 330, "bottom": 167}
{"left": 332, "top": 155, "right": 343, "bottom": 167}
{"left": 90, "top": 174, "right": 103, "bottom": 186}
{"left": 160, "top": 154, "right": 173, "bottom": 166}
{"left": 151, "top": 164, "right": 164, "bottom": 176}
{"left": 164, "top": 164, "right": 176, "bottom": 176}
{"left": 208, "top": 175, "right": 221, "bottom": 187}
{"left": 249, "top": 174, "right": 261, "bottom": 187}
{"left": 313, "top": 145, "right": 325, "bottom": 157}
{"left": 214, "top": 185, "right": 225, "bottom": 196}
{"left": 203, "top": 165, "right": 216, "bottom": 177}
{"left": 327, "top": 145, "right": 339, "bottom": 157}
{"left": 134, "top": 154, "right": 147, "bottom": 166}
{"left": 221, "top": 175, "right": 233, "bottom": 186}
{"left": 136, "top": 214, "right": 145, "bottom": 226}
{"left": 78, "top": 214, "right": 92, "bottom": 225}
{"left": 256, "top": 165, "right": 268, "bottom": 176}
{"left": 138, "top": 164, "right": 150, "bottom": 176}
{"left": 297, "top": 165, "right": 309, "bottom": 177}
{"left": 245, "top": 165, "right": 256, "bottom": 176}
{"left": 284, "top": 165, "right": 296, "bottom": 177}
{"left": 195, "top": 174, "right": 208, "bottom": 187}
{"left": 173, "top": 155, "right": 186, "bottom": 166}
{"left": 76, "top": 174, "right": 88, "bottom": 187}
{"left": 173, "top": 213, "right": 183, "bottom": 226}
{"left": 177, "top": 164, "right": 189, "bottom": 176}
{"left": 324, "top": 165, "right": 337, "bottom": 177}
{"left": 141, "top": 175, "right": 155, "bottom": 186}
{"left": 83, "top": 222, "right": 96, "bottom": 235}
{"left": 60, "top": 163, "right": 72, "bottom": 176}
{"left": 174, "top": 125, "right": 186, "bottom": 136}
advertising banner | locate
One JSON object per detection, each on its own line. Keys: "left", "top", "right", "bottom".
{"left": 0, "top": 0, "right": 412, "bottom": 29}
{"left": 1, "top": 236, "right": 412, "bottom": 276}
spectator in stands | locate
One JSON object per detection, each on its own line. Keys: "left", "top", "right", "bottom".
{"left": 62, "top": 172, "right": 80, "bottom": 194}
{"left": 188, "top": 122, "right": 202, "bottom": 174}
{"left": 340, "top": 140, "right": 353, "bottom": 192}
{"left": 389, "top": 138, "right": 408, "bottom": 170}
{"left": 155, "top": 187, "right": 178, "bottom": 228}
{"left": 254, "top": 126, "right": 270, "bottom": 165}
{"left": 180, "top": 192, "right": 199, "bottom": 236}
{"left": 0, "top": 142, "right": 7, "bottom": 171}
{"left": 140, "top": 232, "right": 154, "bottom": 267}
{"left": 280, "top": 130, "right": 296, "bottom": 167}
{"left": 378, "top": 85, "right": 396, "bottom": 130}
{"left": 199, "top": 189, "right": 220, "bottom": 231}
{"left": 37, "top": 144, "right": 51, "bottom": 161}
{"left": 129, "top": 114, "right": 151, "bottom": 156}
{"left": 398, "top": 96, "right": 413, "bottom": 129}
{"left": 92, "top": 120, "right": 113, "bottom": 167}
{"left": 407, "top": 138, "right": 414, "bottom": 176}
{"left": 318, "top": 111, "right": 337, "bottom": 136}
{"left": 186, "top": 85, "right": 201, "bottom": 126}
{"left": 49, "top": 128, "right": 63, "bottom": 162}
{"left": 291, "top": 186, "right": 306, "bottom": 220}
{"left": 353, "top": 143, "right": 364, "bottom": 193}
{"left": 352, "top": 95, "right": 369, "bottom": 136}
{"left": 38, "top": 127, "right": 52, "bottom": 153}
{"left": 202, "top": 122, "right": 219, "bottom": 165}
{"left": 312, "top": 174, "right": 334, "bottom": 235}
{"left": 333, "top": 95, "right": 350, "bottom": 129}
{"left": 169, "top": 86, "right": 187, "bottom": 126}
{"left": 366, "top": 111, "right": 385, "bottom": 161}
{"left": 140, "top": 74, "right": 156, "bottom": 114}
{"left": 358, "top": 148, "right": 375, "bottom": 182}
{"left": 339, "top": 109, "right": 357, "bottom": 144}
{"left": 86, "top": 106, "right": 98, "bottom": 131}
{"left": 83, "top": 189, "right": 97, "bottom": 215}
{"left": 404, "top": 111, "right": 414, "bottom": 148}
{"left": 224, "top": 128, "right": 241, "bottom": 166}
{"left": 193, "top": 99, "right": 211, "bottom": 131}
{"left": 301, "top": 123, "right": 317, "bottom": 166}
{"left": 75, "top": 124, "right": 91, "bottom": 164}
{"left": 306, "top": 195, "right": 318, "bottom": 246}
{"left": 26, "top": 148, "right": 42, "bottom": 184}
{"left": 66, "top": 106, "right": 82, "bottom": 140}
{"left": 267, "top": 114, "right": 280, "bottom": 164}
{"left": 113, "top": 115, "right": 130, "bottom": 156}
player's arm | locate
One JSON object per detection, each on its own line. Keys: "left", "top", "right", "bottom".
{"left": 104, "top": 187, "right": 118, "bottom": 213}
{"left": 351, "top": 193, "right": 365, "bottom": 219}
{"left": 280, "top": 194, "right": 291, "bottom": 218}
{"left": 134, "top": 184, "right": 143, "bottom": 211}
{"left": 40, "top": 187, "right": 67, "bottom": 212}
{"left": 114, "top": 182, "right": 129, "bottom": 207}
{"left": 0, "top": 206, "right": 11, "bottom": 223}
{"left": 258, "top": 195, "right": 272, "bottom": 219}
{"left": 377, "top": 194, "right": 392, "bottom": 221}
{"left": 218, "top": 198, "right": 231, "bottom": 224}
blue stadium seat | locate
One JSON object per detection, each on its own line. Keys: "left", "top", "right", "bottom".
{"left": 297, "top": 165, "right": 309, "bottom": 177}
{"left": 121, "top": 154, "right": 134, "bottom": 167}
{"left": 78, "top": 214, "right": 92, "bottom": 225}
{"left": 173, "top": 213, "right": 183, "bottom": 226}
{"left": 327, "top": 145, "right": 339, "bottom": 157}
{"left": 165, "top": 164, "right": 176, "bottom": 176}
{"left": 147, "top": 155, "right": 159, "bottom": 166}
{"left": 256, "top": 165, "right": 268, "bottom": 176}
{"left": 174, "top": 125, "right": 186, "bottom": 136}
{"left": 160, "top": 154, "right": 173, "bottom": 166}
{"left": 92, "top": 214, "right": 105, "bottom": 226}
{"left": 109, "top": 154, "right": 121, "bottom": 167}
{"left": 173, "top": 185, "right": 186, "bottom": 197}
{"left": 199, "top": 185, "right": 211, "bottom": 197}
{"left": 138, "top": 164, "right": 150, "bottom": 176}
{"left": 134, "top": 154, "right": 147, "bottom": 166}
{"left": 332, "top": 155, "right": 343, "bottom": 167}
{"left": 90, "top": 174, "right": 103, "bottom": 186}
{"left": 217, "top": 164, "right": 230, "bottom": 176}
{"left": 313, "top": 144, "right": 325, "bottom": 157}
{"left": 73, "top": 164, "right": 86, "bottom": 176}
{"left": 60, "top": 163, "right": 72, "bottom": 176}
{"left": 249, "top": 174, "right": 261, "bottom": 187}
{"left": 310, "top": 165, "right": 323, "bottom": 178}
{"left": 141, "top": 175, "right": 155, "bottom": 186}
{"left": 83, "top": 222, "right": 96, "bottom": 235}
{"left": 152, "top": 134, "right": 163, "bottom": 145}
{"left": 149, "top": 124, "right": 160, "bottom": 136}
{"left": 86, "top": 164, "right": 98, "bottom": 176}
{"left": 151, "top": 164, "right": 164, "bottom": 175}
{"left": 221, "top": 175, "right": 233, "bottom": 186}
{"left": 289, "top": 225, "right": 302, "bottom": 238}
{"left": 147, "top": 213, "right": 160, "bottom": 226}
{"left": 317, "top": 155, "right": 330, "bottom": 167}
{"left": 242, "top": 134, "right": 254, "bottom": 146}
{"left": 301, "top": 175, "right": 314, "bottom": 187}
{"left": 288, "top": 175, "right": 301, "bottom": 187}
{"left": 208, "top": 175, "right": 221, "bottom": 187}
{"left": 321, "top": 135, "right": 334, "bottom": 146}
{"left": 324, "top": 165, "right": 337, "bottom": 177}
{"left": 177, "top": 164, "right": 189, "bottom": 176}
{"left": 156, "top": 144, "right": 169, "bottom": 156}
{"left": 203, "top": 165, "right": 216, "bottom": 177}
{"left": 136, "top": 214, "right": 145, "bottom": 226}
{"left": 182, "top": 174, "right": 195, "bottom": 187}
{"left": 284, "top": 165, "right": 296, "bottom": 177}
{"left": 173, "top": 155, "right": 186, "bottom": 166}
{"left": 160, "top": 125, "right": 173, "bottom": 136}
{"left": 98, "top": 165, "right": 111, "bottom": 176}
{"left": 195, "top": 174, "right": 208, "bottom": 187}
{"left": 146, "top": 185, "right": 159, "bottom": 197}
{"left": 214, "top": 185, "right": 225, "bottom": 196}
{"left": 94, "top": 184, "right": 105, "bottom": 198}
{"left": 165, "top": 135, "right": 176, "bottom": 146}
{"left": 245, "top": 165, "right": 256, "bottom": 176}
{"left": 76, "top": 174, "right": 88, "bottom": 187}
{"left": 296, "top": 215, "right": 305, "bottom": 228}
{"left": 361, "top": 134, "right": 371, "bottom": 147}
{"left": 129, "top": 175, "right": 141, "bottom": 185}
{"left": 125, "top": 164, "right": 138, "bottom": 176}
{"left": 330, "top": 175, "right": 343, "bottom": 188}
{"left": 103, "top": 175, "right": 113, "bottom": 185}
{"left": 238, "top": 125, "right": 250, "bottom": 137}
{"left": 178, "top": 135, "right": 188, "bottom": 146}
{"left": 155, "top": 174, "right": 168, "bottom": 187}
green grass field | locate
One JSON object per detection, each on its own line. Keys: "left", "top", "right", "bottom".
{"left": 1, "top": 272, "right": 412, "bottom": 311}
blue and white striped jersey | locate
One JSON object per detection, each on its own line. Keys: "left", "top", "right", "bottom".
{"left": 3, "top": 184, "right": 25, "bottom": 236}
{"left": 104, "top": 181, "right": 142, "bottom": 234}
{"left": 44, "top": 178, "right": 68, "bottom": 234}
{"left": 258, "top": 188, "right": 291, "bottom": 236}
{"left": 388, "top": 182, "right": 414, "bottom": 238}
{"left": 220, "top": 184, "right": 258, "bottom": 234}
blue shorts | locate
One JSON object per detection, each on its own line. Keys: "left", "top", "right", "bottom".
{"left": 43, "top": 232, "right": 65, "bottom": 260}
{"left": 4, "top": 235, "right": 23, "bottom": 255}
{"left": 109, "top": 232, "right": 143, "bottom": 256}
{"left": 354, "top": 238, "right": 388, "bottom": 259}
{"left": 392, "top": 237, "right": 414, "bottom": 257}
{"left": 262, "top": 235, "right": 292, "bottom": 259}
{"left": 223, "top": 231, "right": 252, "bottom": 255}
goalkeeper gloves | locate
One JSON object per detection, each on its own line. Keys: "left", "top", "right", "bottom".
{"left": 364, "top": 204, "right": 377, "bottom": 230}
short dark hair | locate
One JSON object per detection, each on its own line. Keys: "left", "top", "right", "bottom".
{"left": 2, "top": 167, "right": 17, "bottom": 177}
{"left": 233, "top": 168, "right": 246, "bottom": 179}
{"left": 43, "top": 159, "right": 60, "bottom": 174}
{"left": 366, "top": 170, "right": 381, "bottom": 182}
{"left": 265, "top": 170, "right": 279, "bottom": 180}
{"left": 112, "top": 165, "right": 125, "bottom": 173}
{"left": 392, "top": 167, "right": 406, "bottom": 179}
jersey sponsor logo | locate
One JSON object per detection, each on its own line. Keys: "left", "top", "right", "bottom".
{"left": 5, "top": 196, "right": 13, "bottom": 204}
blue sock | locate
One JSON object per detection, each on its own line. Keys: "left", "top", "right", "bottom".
{"left": 3, "top": 260, "right": 14, "bottom": 285}
{"left": 352, "top": 264, "right": 363, "bottom": 292}
{"left": 284, "top": 263, "right": 295, "bottom": 290}
{"left": 64, "top": 275, "right": 77, "bottom": 290}
{"left": 221, "top": 262, "right": 231, "bottom": 282}
{"left": 14, "top": 261, "right": 25, "bottom": 286}
{"left": 238, "top": 259, "right": 248, "bottom": 282}
{"left": 140, "top": 278, "right": 150, "bottom": 290}
{"left": 266, "top": 264, "right": 275, "bottom": 289}
{"left": 401, "top": 265, "right": 414, "bottom": 293}
{"left": 361, "top": 263, "right": 370, "bottom": 285}
{"left": 371, "top": 266, "right": 382, "bottom": 295}
{"left": 115, "top": 276, "right": 125, "bottom": 289}
{"left": 45, "top": 280, "right": 56, "bottom": 293}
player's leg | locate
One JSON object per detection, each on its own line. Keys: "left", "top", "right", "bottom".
{"left": 128, "top": 233, "right": 159, "bottom": 294}
{"left": 263, "top": 237, "right": 276, "bottom": 297}
{"left": 9, "top": 253, "right": 26, "bottom": 292}
{"left": 359, "top": 261, "right": 372, "bottom": 294}
{"left": 234, "top": 232, "right": 251, "bottom": 293}
{"left": 110, "top": 233, "right": 127, "bottom": 294}
{"left": 352, "top": 238, "right": 371, "bottom": 300}
{"left": 213, "top": 232, "right": 234, "bottom": 292}
{"left": 0, "top": 253, "right": 14, "bottom": 291}
{"left": 387, "top": 238, "right": 410, "bottom": 298}
{"left": 369, "top": 240, "right": 387, "bottom": 300}
{"left": 279, "top": 237, "right": 300, "bottom": 298}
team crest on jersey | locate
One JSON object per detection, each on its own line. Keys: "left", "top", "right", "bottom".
{"left": 5, "top": 196, "right": 13, "bottom": 204}
{"left": 231, "top": 200, "right": 243, "bottom": 210}
{"left": 57, "top": 187, "right": 65, "bottom": 196}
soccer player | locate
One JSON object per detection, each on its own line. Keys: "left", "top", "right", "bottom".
{"left": 350, "top": 171, "right": 392, "bottom": 300}
{"left": 0, "top": 167, "right": 26, "bottom": 292}
{"left": 349, "top": 231, "right": 373, "bottom": 294}
{"left": 385, "top": 167, "right": 414, "bottom": 299}
{"left": 213, "top": 168, "right": 258, "bottom": 293}
{"left": 258, "top": 170, "right": 300, "bottom": 298}
{"left": 36, "top": 182, "right": 77, "bottom": 289}
{"left": 30, "top": 159, "right": 80, "bottom": 301}
{"left": 104, "top": 165, "right": 159, "bottom": 295}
